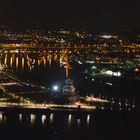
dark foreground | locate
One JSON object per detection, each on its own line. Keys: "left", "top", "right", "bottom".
{"left": 0, "top": 108, "right": 139, "bottom": 140}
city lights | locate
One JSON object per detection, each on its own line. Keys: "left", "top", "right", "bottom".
{"left": 0, "top": 0, "right": 139, "bottom": 139}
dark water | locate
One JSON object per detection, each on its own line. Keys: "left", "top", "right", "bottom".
{"left": 0, "top": 111, "right": 139, "bottom": 140}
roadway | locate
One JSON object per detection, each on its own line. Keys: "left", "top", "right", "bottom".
{"left": 0, "top": 102, "right": 96, "bottom": 111}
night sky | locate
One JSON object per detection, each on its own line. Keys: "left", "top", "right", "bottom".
{"left": 0, "top": 0, "right": 140, "bottom": 31}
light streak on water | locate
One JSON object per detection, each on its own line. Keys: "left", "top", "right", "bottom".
{"left": 16, "top": 57, "right": 18, "bottom": 69}
{"left": 10, "top": 57, "right": 13, "bottom": 67}
{"left": 77, "top": 119, "right": 81, "bottom": 128}
{"left": 0, "top": 112, "right": 3, "bottom": 122}
{"left": 87, "top": 114, "right": 90, "bottom": 125}
{"left": 49, "top": 113, "right": 54, "bottom": 123}
{"left": 41, "top": 115, "right": 46, "bottom": 126}
{"left": 68, "top": 114, "right": 72, "bottom": 125}
{"left": 19, "top": 114, "right": 22, "bottom": 123}
{"left": 22, "top": 57, "right": 24, "bottom": 70}
{"left": 30, "top": 114, "right": 36, "bottom": 125}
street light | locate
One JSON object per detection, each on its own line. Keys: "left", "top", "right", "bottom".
{"left": 52, "top": 85, "right": 59, "bottom": 91}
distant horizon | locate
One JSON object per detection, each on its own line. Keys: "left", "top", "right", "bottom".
{"left": 1, "top": 24, "right": 140, "bottom": 34}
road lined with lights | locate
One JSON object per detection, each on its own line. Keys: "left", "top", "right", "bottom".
{"left": 0, "top": 102, "right": 96, "bottom": 111}
{"left": 84, "top": 96, "right": 109, "bottom": 103}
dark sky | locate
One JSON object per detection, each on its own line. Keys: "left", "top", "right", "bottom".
{"left": 0, "top": 0, "right": 140, "bottom": 31}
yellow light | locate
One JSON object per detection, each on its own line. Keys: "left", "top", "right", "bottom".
{"left": 134, "top": 68, "right": 139, "bottom": 72}
{"left": 10, "top": 57, "right": 13, "bottom": 67}
{"left": 16, "top": 57, "right": 18, "bottom": 69}
{"left": 44, "top": 58, "right": 46, "bottom": 66}
{"left": 38, "top": 60, "right": 40, "bottom": 66}
{"left": 22, "top": 57, "right": 24, "bottom": 70}
{"left": 4, "top": 54, "right": 7, "bottom": 65}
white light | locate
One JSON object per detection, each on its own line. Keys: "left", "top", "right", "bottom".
{"left": 77, "top": 119, "right": 81, "bottom": 125}
{"left": 106, "top": 70, "right": 113, "bottom": 75}
{"left": 19, "top": 114, "right": 22, "bottom": 122}
{"left": 68, "top": 114, "right": 72, "bottom": 124}
{"left": 68, "top": 114, "right": 72, "bottom": 120}
{"left": 87, "top": 114, "right": 90, "bottom": 122}
{"left": 50, "top": 113, "right": 54, "bottom": 123}
{"left": 101, "top": 35, "right": 112, "bottom": 38}
{"left": 53, "top": 85, "right": 58, "bottom": 91}
{"left": 91, "top": 66, "right": 96, "bottom": 69}
{"left": 0, "top": 112, "right": 3, "bottom": 122}
{"left": 117, "top": 72, "right": 121, "bottom": 77}
{"left": 101, "top": 107, "right": 104, "bottom": 110}
{"left": 112, "top": 72, "right": 121, "bottom": 77}
{"left": 78, "top": 61, "right": 82, "bottom": 64}
{"left": 30, "top": 114, "right": 36, "bottom": 124}
{"left": 106, "top": 82, "right": 113, "bottom": 86}
{"left": 100, "top": 35, "right": 117, "bottom": 39}
{"left": 112, "top": 101, "right": 115, "bottom": 104}
{"left": 92, "top": 78, "right": 95, "bottom": 81}
{"left": 41, "top": 115, "right": 46, "bottom": 125}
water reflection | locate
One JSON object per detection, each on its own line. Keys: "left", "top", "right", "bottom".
{"left": 1, "top": 49, "right": 74, "bottom": 72}
{"left": 0, "top": 111, "right": 134, "bottom": 134}
{"left": 22, "top": 57, "right": 24, "bottom": 70}
{"left": 30, "top": 114, "right": 36, "bottom": 125}
{"left": 68, "top": 114, "right": 72, "bottom": 126}
{"left": 0, "top": 112, "right": 3, "bottom": 122}
{"left": 3, "top": 115, "right": 6, "bottom": 123}
{"left": 77, "top": 119, "right": 81, "bottom": 128}
{"left": 13, "top": 112, "right": 94, "bottom": 128}
{"left": 0, "top": 50, "right": 63, "bottom": 72}
{"left": 86, "top": 114, "right": 90, "bottom": 127}
{"left": 49, "top": 113, "right": 54, "bottom": 123}
{"left": 41, "top": 115, "right": 46, "bottom": 126}
{"left": 4, "top": 54, "right": 7, "bottom": 65}
{"left": 10, "top": 57, "right": 13, "bottom": 67}
{"left": 19, "top": 114, "right": 22, "bottom": 123}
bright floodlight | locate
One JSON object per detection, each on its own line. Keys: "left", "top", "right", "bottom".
{"left": 53, "top": 85, "right": 58, "bottom": 91}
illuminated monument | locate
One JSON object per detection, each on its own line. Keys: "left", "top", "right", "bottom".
{"left": 62, "top": 78, "right": 78, "bottom": 103}
{"left": 52, "top": 52, "right": 79, "bottom": 103}
{"left": 61, "top": 53, "right": 79, "bottom": 103}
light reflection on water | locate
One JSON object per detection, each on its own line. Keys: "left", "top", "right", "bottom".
{"left": 86, "top": 114, "right": 90, "bottom": 127}
{"left": 68, "top": 114, "right": 72, "bottom": 125}
{"left": 0, "top": 112, "right": 94, "bottom": 129}
{"left": 0, "top": 111, "right": 137, "bottom": 140}
{"left": 30, "top": 113, "right": 36, "bottom": 125}
{"left": 19, "top": 114, "right": 22, "bottom": 123}
{"left": 1, "top": 51, "right": 61, "bottom": 72}
{"left": 77, "top": 119, "right": 81, "bottom": 128}
{"left": 41, "top": 115, "right": 46, "bottom": 126}
{"left": 49, "top": 113, "right": 54, "bottom": 123}
{"left": 3, "top": 115, "right": 6, "bottom": 123}
{"left": 0, "top": 112, "right": 3, "bottom": 122}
